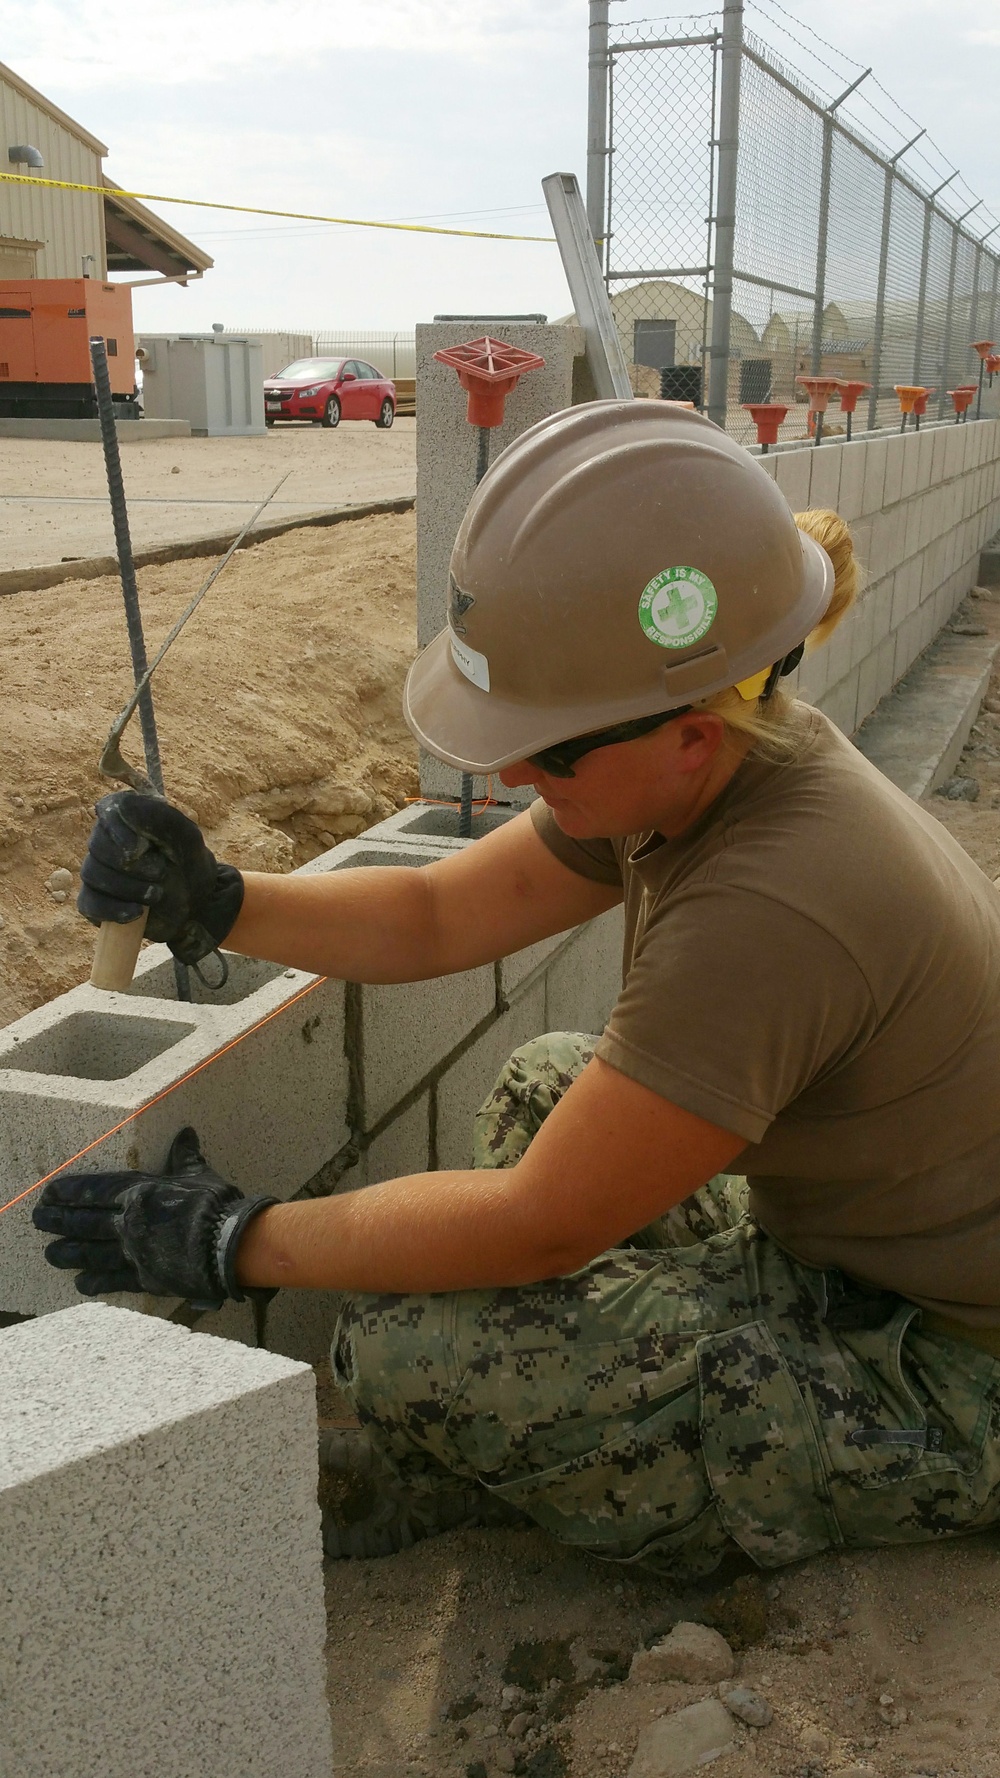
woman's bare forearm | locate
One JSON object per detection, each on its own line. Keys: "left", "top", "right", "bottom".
{"left": 235, "top": 1169, "right": 585, "bottom": 1295}
{"left": 227, "top": 863, "right": 442, "bottom": 982}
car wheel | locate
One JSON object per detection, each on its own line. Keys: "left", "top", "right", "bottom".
{"left": 375, "top": 398, "right": 395, "bottom": 429}
{"left": 322, "top": 396, "right": 341, "bottom": 429}
{"left": 265, "top": 417, "right": 275, "bottom": 427}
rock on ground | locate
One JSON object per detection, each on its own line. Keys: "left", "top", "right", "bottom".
{"left": 627, "top": 1697, "right": 737, "bottom": 1777}
{"left": 630, "top": 1622, "right": 735, "bottom": 1686}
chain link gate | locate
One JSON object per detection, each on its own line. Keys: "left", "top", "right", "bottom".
{"left": 591, "top": 2, "right": 1000, "bottom": 446}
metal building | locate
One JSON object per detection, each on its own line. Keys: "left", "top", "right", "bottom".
{"left": 0, "top": 59, "right": 211, "bottom": 287}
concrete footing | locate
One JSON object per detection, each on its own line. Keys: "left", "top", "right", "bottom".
{"left": 854, "top": 617, "right": 999, "bottom": 800}
{"left": 0, "top": 1303, "right": 332, "bottom": 1778}
{"left": 0, "top": 417, "right": 191, "bottom": 441}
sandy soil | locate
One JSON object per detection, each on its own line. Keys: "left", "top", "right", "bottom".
{"left": 0, "top": 509, "right": 418, "bottom": 1027}
{"left": 0, "top": 419, "right": 415, "bottom": 569}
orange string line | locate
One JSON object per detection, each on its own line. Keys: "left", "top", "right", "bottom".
{"left": 404, "top": 775, "right": 498, "bottom": 814}
{"left": 0, "top": 974, "right": 329, "bottom": 1215}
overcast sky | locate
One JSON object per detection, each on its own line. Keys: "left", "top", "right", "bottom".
{"left": 7, "top": 0, "right": 1000, "bottom": 336}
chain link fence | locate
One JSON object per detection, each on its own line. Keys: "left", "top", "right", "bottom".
{"left": 598, "top": 3, "right": 1000, "bottom": 443}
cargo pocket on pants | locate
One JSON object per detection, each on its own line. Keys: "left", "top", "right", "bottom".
{"left": 697, "top": 1320, "right": 841, "bottom": 1567}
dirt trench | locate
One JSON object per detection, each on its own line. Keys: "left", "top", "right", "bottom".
{"left": 0, "top": 510, "right": 420, "bottom": 1027}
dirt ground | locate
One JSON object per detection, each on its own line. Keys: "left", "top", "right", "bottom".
{"left": 4, "top": 506, "right": 1000, "bottom": 1775}
{"left": 0, "top": 509, "right": 419, "bottom": 1026}
{"left": 0, "top": 419, "right": 416, "bottom": 569}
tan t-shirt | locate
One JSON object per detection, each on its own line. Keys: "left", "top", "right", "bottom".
{"left": 532, "top": 703, "right": 1000, "bottom": 1324}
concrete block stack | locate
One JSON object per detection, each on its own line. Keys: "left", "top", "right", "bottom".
{"left": 0, "top": 1303, "right": 332, "bottom": 1778}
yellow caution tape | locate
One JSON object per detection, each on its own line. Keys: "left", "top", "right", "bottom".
{"left": 0, "top": 170, "right": 555, "bottom": 244}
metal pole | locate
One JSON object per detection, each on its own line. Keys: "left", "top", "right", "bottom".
{"left": 811, "top": 116, "right": 833, "bottom": 377}
{"left": 586, "top": 0, "right": 610, "bottom": 251}
{"left": 868, "top": 164, "right": 894, "bottom": 431}
{"left": 89, "top": 336, "right": 190, "bottom": 1002}
{"left": 912, "top": 200, "right": 933, "bottom": 383}
{"left": 991, "top": 255, "right": 1000, "bottom": 353}
{"left": 707, "top": 0, "right": 743, "bottom": 429}
{"left": 937, "top": 223, "right": 960, "bottom": 419}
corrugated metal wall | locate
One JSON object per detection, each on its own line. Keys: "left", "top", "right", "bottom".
{"left": 0, "top": 76, "right": 105, "bottom": 278}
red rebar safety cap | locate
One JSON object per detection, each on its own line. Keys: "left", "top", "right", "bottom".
{"left": 742, "top": 402, "right": 788, "bottom": 446}
{"left": 912, "top": 388, "right": 935, "bottom": 416}
{"left": 972, "top": 340, "right": 997, "bottom": 361}
{"left": 433, "top": 336, "right": 546, "bottom": 427}
{"left": 948, "top": 386, "right": 976, "bottom": 413}
{"left": 835, "top": 380, "right": 870, "bottom": 414}
{"left": 795, "top": 375, "right": 841, "bottom": 412}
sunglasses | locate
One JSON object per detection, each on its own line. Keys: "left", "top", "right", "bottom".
{"left": 527, "top": 708, "right": 692, "bottom": 779}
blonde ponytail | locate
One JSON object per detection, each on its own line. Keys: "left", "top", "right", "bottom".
{"left": 699, "top": 507, "right": 860, "bottom": 755}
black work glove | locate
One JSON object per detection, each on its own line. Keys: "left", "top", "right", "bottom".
{"left": 32, "top": 1126, "right": 277, "bottom": 1311}
{"left": 78, "top": 790, "right": 245, "bottom": 966}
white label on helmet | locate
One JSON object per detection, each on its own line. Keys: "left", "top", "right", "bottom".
{"left": 450, "top": 634, "right": 491, "bottom": 692}
{"left": 638, "top": 566, "right": 718, "bottom": 650}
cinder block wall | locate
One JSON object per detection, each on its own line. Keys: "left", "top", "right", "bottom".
{"left": 0, "top": 1303, "right": 333, "bottom": 1778}
{"left": 755, "top": 418, "right": 1000, "bottom": 732}
{"left": 0, "top": 804, "right": 622, "bottom": 1361}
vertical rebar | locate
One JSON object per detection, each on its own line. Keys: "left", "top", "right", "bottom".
{"left": 89, "top": 336, "right": 191, "bottom": 1003}
{"left": 707, "top": 0, "right": 743, "bottom": 428}
{"left": 586, "top": 0, "right": 611, "bottom": 252}
{"left": 457, "top": 427, "right": 494, "bottom": 839}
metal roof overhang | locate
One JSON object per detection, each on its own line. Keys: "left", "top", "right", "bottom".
{"left": 103, "top": 180, "right": 213, "bottom": 280}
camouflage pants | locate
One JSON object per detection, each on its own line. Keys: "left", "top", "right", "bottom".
{"left": 334, "top": 1033, "right": 1000, "bottom": 1578}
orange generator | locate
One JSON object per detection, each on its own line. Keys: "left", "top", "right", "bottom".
{"left": 0, "top": 278, "right": 138, "bottom": 418}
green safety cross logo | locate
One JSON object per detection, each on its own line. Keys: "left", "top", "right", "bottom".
{"left": 638, "top": 566, "right": 718, "bottom": 650}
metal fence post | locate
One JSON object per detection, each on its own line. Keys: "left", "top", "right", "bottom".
{"left": 586, "top": 1, "right": 610, "bottom": 251}
{"left": 913, "top": 176, "right": 955, "bottom": 385}
{"left": 811, "top": 71, "right": 870, "bottom": 380}
{"left": 970, "top": 242, "right": 983, "bottom": 345}
{"left": 938, "top": 223, "right": 960, "bottom": 418}
{"left": 867, "top": 166, "right": 895, "bottom": 430}
{"left": 707, "top": 0, "right": 743, "bottom": 428}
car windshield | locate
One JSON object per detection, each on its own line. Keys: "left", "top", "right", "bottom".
{"left": 275, "top": 359, "right": 344, "bottom": 380}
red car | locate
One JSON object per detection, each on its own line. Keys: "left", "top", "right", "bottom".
{"left": 263, "top": 357, "right": 396, "bottom": 429}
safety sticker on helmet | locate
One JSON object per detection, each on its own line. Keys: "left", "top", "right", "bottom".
{"left": 638, "top": 566, "right": 718, "bottom": 650}
{"left": 450, "top": 634, "right": 491, "bottom": 692}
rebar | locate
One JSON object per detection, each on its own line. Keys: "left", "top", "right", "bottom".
{"left": 89, "top": 336, "right": 190, "bottom": 1003}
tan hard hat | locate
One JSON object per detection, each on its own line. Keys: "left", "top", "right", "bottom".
{"left": 404, "top": 399, "right": 834, "bottom": 774}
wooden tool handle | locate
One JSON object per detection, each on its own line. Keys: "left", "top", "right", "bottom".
{"left": 90, "top": 910, "right": 149, "bottom": 991}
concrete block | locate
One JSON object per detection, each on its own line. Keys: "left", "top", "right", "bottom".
{"left": 918, "top": 424, "right": 932, "bottom": 494}
{"left": 819, "top": 670, "right": 860, "bottom": 735}
{"left": 500, "top": 931, "right": 573, "bottom": 999}
{"left": 0, "top": 966, "right": 349, "bottom": 1318}
{"left": 855, "top": 647, "right": 881, "bottom": 726}
{"left": 870, "top": 576, "right": 895, "bottom": 647}
{"left": 944, "top": 424, "right": 966, "bottom": 478}
{"left": 881, "top": 433, "right": 906, "bottom": 507}
{"left": 807, "top": 441, "right": 841, "bottom": 510}
{"left": 850, "top": 589, "right": 876, "bottom": 669}
{"left": 419, "top": 753, "right": 535, "bottom": 812}
{"left": 544, "top": 906, "right": 624, "bottom": 1035}
{"left": 435, "top": 979, "right": 547, "bottom": 1171}
{"left": 774, "top": 445, "right": 812, "bottom": 513}
{"left": 0, "top": 1304, "right": 332, "bottom": 1778}
{"left": 295, "top": 831, "right": 454, "bottom": 875}
{"left": 756, "top": 451, "right": 777, "bottom": 477}
{"left": 896, "top": 499, "right": 921, "bottom": 562}
{"left": 900, "top": 430, "right": 921, "bottom": 501}
{"left": 367, "top": 1093, "right": 431, "bottom": 1181}
{"left": 861, "top": 436, "right": 889, "bottom": 514}
{"left": 359, "top": 965, "right": 496, "bottom": 1128}
{"left": 837, "top": 439, "right": 867, "bottom": 520}
{"left": 849, "top": 514, "right": 873, "bottom": 582}
{"left": 416, "top": 321, "right": 584, "bottom": 652}
{"left": 875, "top": 631, "right": 897, "bottom": 701}
{"left": 373, "top": 800, "right": 521, "bottom": 851}
{"left": 868, "top": 508, "right": 895, "bottom": 580}
{"left": 930, "top": 423, "right": 949, "bottom": 485}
